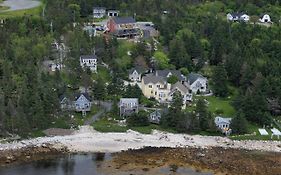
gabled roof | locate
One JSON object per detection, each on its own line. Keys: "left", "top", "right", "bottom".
{"left": 155, "top": 70, "right": 186, "bottom": 81}
{"left": 93, "top": 7, "right": 106, "bottom": 10}
{"left": 59, "top": 95, "right": 67, "bottom": 102}
{"left": 74, "top": 93, "right": 91, "bottom": 101}
{"left": 129, "top": 67, "right": 147, "bottom": 74}
{"left": 107, "top": 9, "right": 119, "bottom": 12}
{"left": 171, "top": 82, "right": 190, "bottom": 94}
{"left": 80, "top": 55, "right": 98, "bottom": 60}
{"left": 112, "top": 17, "right": 136, "bottom": 24}
{"left": 120, "top": 98, "right": 139, "bottom": 104}
{"left": 229, "top": 12, "right": 247, "bottom": 18}
{"left": 142, "top": 74, "right": 166, "bottom": 84}
{"left": 214, "top": 117, "right": 232, "bottom": 125}
{"left": 188, "top": 73, "right": 205, "bottom": 85}
{"left": 260, "top": 13, "right": 270, "bottom": 18}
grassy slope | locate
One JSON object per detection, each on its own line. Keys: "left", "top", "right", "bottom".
{"left": 93, "top": 118, "right": 176, "bottom": 134}
{"left": 0, "top": 1, "right": 43, "bottom": 18}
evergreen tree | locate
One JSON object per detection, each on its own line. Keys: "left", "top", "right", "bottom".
{"left": 230, "top": 112, "right": 248, "bottom": 134}
{"left": 212, "top": 65, "right": 229, "bottom": 97}
{"left": 161, "top": 91, "right": 183, "bottom": 128}
{"left": 127, "top": 111, "right": 149, "bottom": 127}
{"left": 93, "top": 77, "right": 106, "bottom": 100}
{"left": 195, "top": 99, "right": 210, "bottom": 131}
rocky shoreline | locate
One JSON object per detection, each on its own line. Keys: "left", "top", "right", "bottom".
{"left": 0, "top": 143, "right": 68, "bottom": 166}
{"left": 104, "top": 147, "right": 281, "bottom": 175}
{"left": 0, "top": 144, "right": 281, "bottom": 175}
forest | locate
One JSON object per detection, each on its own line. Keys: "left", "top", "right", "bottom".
{"left": 0, "top": 0, "right": 281, "bottom": 136}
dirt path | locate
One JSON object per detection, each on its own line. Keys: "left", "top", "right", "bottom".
{"left": 0, "top": 0, "right": 40, "bottom": 12}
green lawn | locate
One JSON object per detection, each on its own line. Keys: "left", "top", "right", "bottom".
{"left": 230, "top": 122, "right": 281, "bottom": 141}
{"left": 93, "top": 118, "right": 177, "bottom": 134}
{"left": 71, "top": 104, "right": 101, "bottom": 126}
{"left": 92, "top": 66, "right": 111, "bottom": 82}
{"left": 93, "top": 118, "right": 128, "bottom": 132}
{"left": 0, "top": 5, "right": 9, "bottom": 11}
{"left": 189, "top": 95, "right": 236, "bottom": 117}
{"left": 0, "top": 2, "right": 43, "bottom": 18}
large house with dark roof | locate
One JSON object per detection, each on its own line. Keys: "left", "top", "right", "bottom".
{"left": 155, "top": 70, "right": 186, "bottom": 83}
{"left": 141, "top": 74, "right": 171, "bottom": 102}
{"left": 107, "top": 17, "right": 139, "bottom": 38}
{"left": 141, "top": 71, "right": 192, "bottom": 107}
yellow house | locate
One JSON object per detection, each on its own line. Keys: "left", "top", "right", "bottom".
{"left": 141, "top": 74, "right": 171, "bottom": 102}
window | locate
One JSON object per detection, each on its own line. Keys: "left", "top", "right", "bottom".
{"left": 155, "top": 92, "right": 157, "bottom": 95}
{"left": 151, "top": 91, "right": 153, "bottom": 94}
{"left": 149, "top": 85, "right": 152, "bottom": 88}
{"left": 157, "top": 85, "right": 160, "bottom": 88}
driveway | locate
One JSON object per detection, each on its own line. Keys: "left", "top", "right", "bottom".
{"left": 0, "top": 0, "right": 41, "bottom": 12}
{"left": 84, "top": 101, "right": 112, "bottom": 125}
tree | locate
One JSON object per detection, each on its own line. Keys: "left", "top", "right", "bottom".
{"left": 153, "top": 51, "right": 170, "bottom": 69}
{"left": 212, "top": 65, "right": 229, "bottom": 97}
{"left": 127, "top": 110, "right": 149, "bottom": 127}
{"left": 161, "top": 91, "right": 183, "bottom": 128}
{"left": 68, "top": 4, "right": 81, "bottom": 23}
{"left": 195, "top": 99, "right": 210, "bottom": 131}
{"left": 167, "top": 75, "right": 178, "bottom": 84}
{"left": 93, "top": 77, "right": 106, "bottom": 100}
{"left": 230, "top": 112, "right": 248, "bottom": 134}
{"left": 169, "top": 38, "right": 192, "bottom": 70}
{"left": 124, "top": 85, "right": 143, "bottom": 99}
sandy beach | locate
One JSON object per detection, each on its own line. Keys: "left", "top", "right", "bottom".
{"left": 1, "top": 126, "right": 281, "bottom": 153}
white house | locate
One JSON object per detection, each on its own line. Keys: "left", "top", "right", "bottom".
{"left": 186, "top": 73, "right": 208, "bottom": 94}
{"left": 259, "top": 14, "right": 271, "bottom": 23}
{"left": 119, "top": 98, "right": 139, "bottom": 116}
{"left": 93, "top": 7, "right": 106, "bottom": 18}
{"left": 214, "top": 117, "right": 232, "bottom": 130}
{"left": 80, "top": 55, "right": 98, "bottom": 72}
{"left": 107, "top": 10, "right": 119, "bottom": 17}
{"left": 227, "top": 12, "right": 250, "bottom": 22}
{"left": 129, "top": 67, "right": 146, "bottom": 82}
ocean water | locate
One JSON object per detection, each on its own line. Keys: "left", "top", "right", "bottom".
{"left": 0, "top": 153, "right": 213, "bottom": 175}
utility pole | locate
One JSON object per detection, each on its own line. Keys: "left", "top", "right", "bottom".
{"left": 50, "top": 21, "right": 53, "bottom": 33}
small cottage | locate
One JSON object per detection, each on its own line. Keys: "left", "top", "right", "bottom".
{"left": 107, "top": 10, "right": 119, "bottom": 17}
{"left": 93, "top": 7, "right": 106, "bottom": 18}
{"left": 74, "top": 93, "right": 92, "bottom": 113}
{"left": 214, "top": 116, "right": 232, "bottom": 131}
{"left": 80, "top": 55, "right": 98, "bottom": 72}
{"left": 227, "top": 12, "right": 250, "bottom": 22}
{"left": 43, "top": 60, "right": 64, "bottom": 72}
{"left": 129, "top": 67, "right": 146, "bottom": 82}
{"left": 259, "top": 14, "right": 271, "bottom": 23}
{"left": 149, "top": 110, "right": 162, "bottom": 124}
{"left": 119, "top": 98, "right": 139, "bottom": 116}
